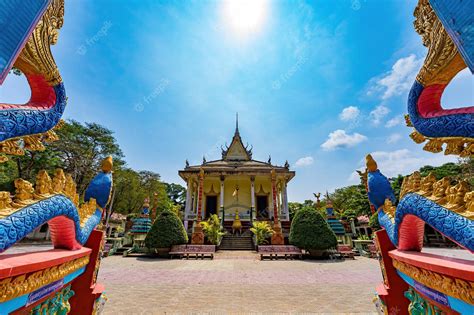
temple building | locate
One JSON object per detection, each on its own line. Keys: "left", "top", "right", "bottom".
{"left": 179, "top": 117, "right": 295, "bottom": 232}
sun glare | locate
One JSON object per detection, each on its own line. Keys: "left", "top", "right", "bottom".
{"left": 222, "top": 0, "right": 268, "bottom": 35}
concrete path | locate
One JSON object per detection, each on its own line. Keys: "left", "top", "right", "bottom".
{"left": 98, "top": 251, "right": 382, "bottom": 314}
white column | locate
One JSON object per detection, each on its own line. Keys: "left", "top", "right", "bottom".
{"left": 220, "top": 176, "right": 225, "bottom": 221}
{"left": 184, "top": 178, "right": 192, "bottom": 220}
{"left": 250, "top": 177, "right": 255, "bottom": 221}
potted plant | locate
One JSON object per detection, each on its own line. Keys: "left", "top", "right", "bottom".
{"left": 289, "top": 206, "right": 337, "bottom": 257}
{"left": 200, "top": 214, "right": 226, "bottom": 246}
{"left": 145, "top": 209, "right": 188, "bottom": 256}
{"left": 250, "top": 221, "right": 273, "bottom": 249}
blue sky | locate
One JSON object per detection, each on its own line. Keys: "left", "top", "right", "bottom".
{"left": 1, "top": 0, "right": 472, "bottom": 201}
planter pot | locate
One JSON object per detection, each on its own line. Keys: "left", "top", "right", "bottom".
{"left": 153, "top": 247, "right": 170, "bottom": 257}
{"left": 308, "top": 249, "right": 326, "bottom": 257}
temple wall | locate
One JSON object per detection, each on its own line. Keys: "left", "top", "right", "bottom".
{"left": 200, "top": 175, "right": 274, "bottom": 220}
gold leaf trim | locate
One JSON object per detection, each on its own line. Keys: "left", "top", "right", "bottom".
{"left": 407, "top": 131, "right": 474, "bottom": 157}
{"left": 0, "top": 255, "right": 89, "bottom": 303}
{"left": 392, "top": 259, "right": 474, "bottom": 305}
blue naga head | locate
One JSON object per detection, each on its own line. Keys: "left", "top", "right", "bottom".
{"left": 84, "top": 156, "right": 113, "bottom": 209}
{"left": 366, "top": 154, "right": 396, "bottom": 210}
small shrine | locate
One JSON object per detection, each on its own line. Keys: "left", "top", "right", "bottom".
{"left": 123, "top": 199, "right": 153, "bottom": 256}
{"left": 325, "top": 195, "right": 352, "bottom": 245}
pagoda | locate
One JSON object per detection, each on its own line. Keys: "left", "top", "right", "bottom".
{"left": 178, "top": 115, "right": 295, "bottom": 244}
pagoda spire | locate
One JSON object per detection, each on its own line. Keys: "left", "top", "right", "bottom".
{"left": 235, "top": 112, "right": 239, "bottom": 136}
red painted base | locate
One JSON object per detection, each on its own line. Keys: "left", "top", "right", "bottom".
{"left": 374, "top": 230, "right": 410, "bottom": 314}
{"left": 69, "top": 229, "right": 105, "bottom": 314}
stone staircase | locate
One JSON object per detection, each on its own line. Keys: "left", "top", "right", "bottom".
{"left": 220, "top": 234, "right": 254, "bottom": 250}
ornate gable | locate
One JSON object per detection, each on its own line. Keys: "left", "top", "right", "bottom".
{"left": 221, "top": 114, "right": 252, "bottom": 161}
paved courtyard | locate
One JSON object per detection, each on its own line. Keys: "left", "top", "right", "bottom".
{"left": 98, "top": 251, "right": 382, "bottom": 314}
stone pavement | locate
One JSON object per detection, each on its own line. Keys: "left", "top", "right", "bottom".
{"left": 98, "top": 251, "right": 382, "bottom": 314}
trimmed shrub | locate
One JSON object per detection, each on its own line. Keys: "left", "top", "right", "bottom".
{"left": 289, "top": 206, "right": 337, "bottom": 250}
{"left": 145, "top": 210, "right": 188, "bottom": 248}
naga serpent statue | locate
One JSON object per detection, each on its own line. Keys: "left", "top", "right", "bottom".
{"left": 369, "top": 1, "right": 473, "bottom": 313}
{"left": 0, "top": 156, "right": 113, "bottom": 252}
{"left": 0, "top": 1, "right": 112, "bottom": 313}
{"left": 366, "top": 154, "right": 473, "bottom": 252}
{"left": 0, "top": 0, "right": 66, "bottom": 161}
{"left": 366, "top": 0, "right": 474, "bottom": 254}
{"left": 406, "top": 0, "right": 474, "bottom": 156}
{"left": 0, "top": 0, "right": 114, "bottom": 253}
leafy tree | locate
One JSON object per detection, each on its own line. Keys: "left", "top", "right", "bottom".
{"left": 369, "top": 212, "right": 381, "bottom": 230}
{"left": 329, "top": 185, "right": 371, "bottom": 219}
{"left": 289, "top": 206, "right": 337, "bottom": 250}
{"left": 165, "top": 183, "right": 186, "bottom": 207}
{"left": 419, "top": 162, "right": 462, "bottom": 180}
{"left": 111, "top": 169, "right": 170, "bottom": 216}
{"left": 1, "top": 120, "right": 124, "bottom": 195}
{"left": 145, "top": 210, "right": 188, "bottom": 249}
{"left": 390, "top": 174, "right": 404, "bottom": 203}
{"left": 288, "top": 202, "right": 304, "bottom": 221}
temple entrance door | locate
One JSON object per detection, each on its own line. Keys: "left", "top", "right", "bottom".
{"left": 206, "top": 196, "right": 217, "bottom": 218}
{"left": 256, "top": 195, "right": 269, "bottom": 220}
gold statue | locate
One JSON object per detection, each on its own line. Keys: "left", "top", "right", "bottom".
{"left": 12, "top": 179, "right": 34, "bottom": 208}
{"left": 429, "top": 177, "right": 451, "bottom": 204}
{"left": 410, "top": 172, "right": 422, "bottom": 192}
{"left": 52, "top": 169, "right": 66, "bottom": 193}
{"left": 0, "top": 192, "right": 14, "bottom": 218}
{"left": 419, "top": 173, "right": 436, "bottom": 196}
{"left": 64, "top": 174, "right": 78, "bottom": 205}
{"left": 462, "top": 192, "right": 474, "bottom": 219}
{"left": 400, "top": 176, "right": 410, "bottom": 199}
{"left": 35, "top": 170, "right": 52, "bottom": 198}
{"left": 232, "top": 211, "right": 242, "bottom": 235}
{"left": 446, "top": 181, "right": 469, "bottom": 211}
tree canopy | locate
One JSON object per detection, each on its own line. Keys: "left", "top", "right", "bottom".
{"left": 0, "top": 120, "right": 185, "bottom": 216}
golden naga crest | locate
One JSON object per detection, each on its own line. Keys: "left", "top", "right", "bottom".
{"left": 0, "top": 0, "right": 66, "bottom": 163}
{"left": 413, "top": 0, "right": 466, "bottom": 86}
{"left": 13, "top": 0, "right": 65, "bottom": 85}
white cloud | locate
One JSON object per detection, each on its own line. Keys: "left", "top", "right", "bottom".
{"left": 370, "top": 105, "right": 390, "bottom": 125}
{"left": 321, "top": 129, "right": 367, "bottom": 151}
{"left": 294, "top": 156, "right": 314, "bottom": 167}
{"left": 339, "top": 106, "right": 360, "bottom": 121}
{"left": 387, "top": 133, "right": 402, "bottom": 144}
{"left": 368, "top": 149, "right": 457, "bottom": 177}
{"left": 369, "top": 54, "right": 423, "bottom": 100}
{"left": 385, "top": 116, "right": 403, "bottom": 128}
